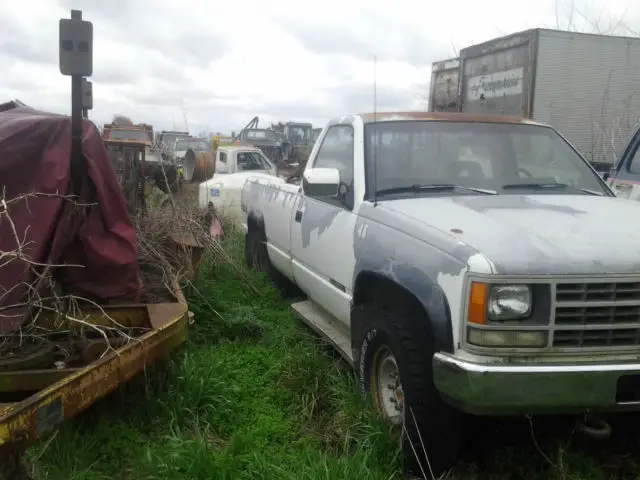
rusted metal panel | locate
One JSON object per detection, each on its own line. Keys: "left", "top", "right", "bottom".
{"left": 533, "top": 29, "right": 640, "bottom": 165}
{"left": 0, "top": 300, "right": 188, "bottom": 446}
{"left": 0, "top": 369, "right": 78, "bottom": 393}
{"left": 459, "top": 29, "right": 538, "bottom": 117}
{"left": 429, "top": 58, "right": 460, "bottom": 112}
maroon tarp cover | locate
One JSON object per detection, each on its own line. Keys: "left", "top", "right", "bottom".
{"left": 0, "top": 107, "right": 141, "bottom": 333}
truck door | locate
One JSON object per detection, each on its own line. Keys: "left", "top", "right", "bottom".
{"left": 290, "top": 123, "right": 359, "bottom": 326}
{"left": 608, "top": 127, "right": 640, "bottom": 200}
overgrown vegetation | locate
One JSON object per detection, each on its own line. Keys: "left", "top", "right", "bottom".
{"left": 28, "top": 237, "right": 640, "bottom": 480}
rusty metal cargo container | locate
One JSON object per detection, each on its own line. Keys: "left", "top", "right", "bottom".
{"left": 428, "top": 57, "right": 460, "bottom": 112}
{"left": 458, "top": 28, "right": 640, "bottom": 165}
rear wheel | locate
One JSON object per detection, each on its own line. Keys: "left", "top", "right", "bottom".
{"left": 356, "top": 303, "right": 462, "bottom": 478}
{"left": 244, "top": 230, "right": 269, "bottom": 272}
{"left": 244, "top": 229, "right": 303, "bottom": 299}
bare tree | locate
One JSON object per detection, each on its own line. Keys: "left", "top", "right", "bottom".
{"left": 552, "top": 0, "right": 638, "bottom": 35}
{"left": 551, "top": 0, "right": 640, "bottom": 164}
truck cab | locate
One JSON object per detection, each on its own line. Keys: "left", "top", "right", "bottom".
{"left": 607, "top": 126, "right": 640, "bottom": 200}
{"left": 198, "top": 146, "right": 277, "bottom": 225}
{"left": 241, "top": 111, "right": 640, "bottom": 477}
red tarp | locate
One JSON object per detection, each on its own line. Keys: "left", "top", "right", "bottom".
{"left": 0, "top": 107, "right": 141, "bottom": 333}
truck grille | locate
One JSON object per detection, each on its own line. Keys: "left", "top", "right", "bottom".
{"left": 553, "top": 281, "right": 640, "bottom": 349}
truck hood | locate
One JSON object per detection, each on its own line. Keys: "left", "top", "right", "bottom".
{"left": 202, "top": 170, "right": 277, "bottom": 187}
{"left": 380, "top": 194, "right": 640, "bottom": 275}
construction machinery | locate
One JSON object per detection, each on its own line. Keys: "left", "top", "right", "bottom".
{"left": 311, "top": 127, "right": 322, "bottom": 144}
{"left": 232, "top": 116, "right": 289, "bottom": 165}
{"left": 103, "top": 124, "right": 180, "bottom": 198}
{"left": 270, "top": 121, "right": 314, "bottom": 167}
{"left": 156, "top": 130, "right": 190, "bottom": 162}
{"left": 103, "top": 122, "right": 154, "bottom": 144}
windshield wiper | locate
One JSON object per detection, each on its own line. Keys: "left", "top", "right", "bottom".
{"left": 376, "top": 184, "right": 497, "bottom": 196}
{"left": 501, "top": 182, "right": 604, "bottom": 196}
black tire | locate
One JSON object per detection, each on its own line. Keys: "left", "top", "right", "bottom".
{"left": 244, "top": 230, "right": 303, "bottom": 299}
{"left": 244, "top": 230, "right": 269, "bottom": 271}
{"left": 356, "top": 303, "right": 462, "bottom": 478}
{"left": 152, "top": 165, "right": 179, "bottom": 194}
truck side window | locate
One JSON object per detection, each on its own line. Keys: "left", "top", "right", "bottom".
{"left": 217, "top": 152, "right": 228, "bottom": 174}
{"left": 628, "top": 145, "right": 640, "bottom": 174}
{"left": 313, "top": 125, "right": 355, "bottom": 209}
{"left": 314, "top": 125, "right": 354, "bottom": 187}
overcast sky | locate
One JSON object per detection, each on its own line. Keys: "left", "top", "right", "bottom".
{"left": 1, "top": 0, "right": 639, "bottom": 135}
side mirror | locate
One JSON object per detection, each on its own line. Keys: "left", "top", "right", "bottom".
{"left": 302, "top": 168, "right": 340, "bottom": 197}
{"left": 602, "top": 171, "right": 610, "bottom": 181}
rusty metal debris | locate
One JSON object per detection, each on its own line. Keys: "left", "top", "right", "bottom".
{"left": 183, "top": 150, "right": 215, "bottom": 183}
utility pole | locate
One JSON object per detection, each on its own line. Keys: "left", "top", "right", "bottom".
{"left": 59, "top": 8, "right": 93, "bottom": 195}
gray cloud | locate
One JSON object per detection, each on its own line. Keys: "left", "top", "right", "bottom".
{"left": 56, "top": 0, "right": 228, "bottom": 67}
{"left": 1, "top": 40, "right": 53, "bottom": 65}
{"left": 272, "top": 11, "right": 450, "bottom": 67}
{"left": 15, "top": 0, "right": 629, "bottom": 136}
{"left": 336, "top": 84, "right": 415, "bottom": 113}
{"left": 0, "top": 16, "right": 58, "bottom": 66}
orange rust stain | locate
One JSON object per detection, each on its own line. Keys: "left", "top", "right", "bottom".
{"left": 359, "top": 111, "right": 541, "bottom": 126}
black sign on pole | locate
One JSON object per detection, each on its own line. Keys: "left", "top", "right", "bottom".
{"left": 82, "top": 78, "right": 93, "bottom": 118}
{"left": 59, "top": 9, "right": 93, "bottom": 196}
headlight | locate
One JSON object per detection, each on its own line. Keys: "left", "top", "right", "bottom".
{"left": 466, "top": 282, "right": 544, "bottom": 349}
{"left": 488, "top": 285, "right": 531, "bottom": 321}
{"left": 467, "top": 282, "right": 533, "bottom": 325}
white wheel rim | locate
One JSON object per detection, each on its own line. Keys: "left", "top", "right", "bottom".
{"left": 374, "top": 348, "right": 404, "bottom": 425}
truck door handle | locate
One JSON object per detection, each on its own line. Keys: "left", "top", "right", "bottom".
{"left": 295, "top": 210, "right": 303, "bottom": 223}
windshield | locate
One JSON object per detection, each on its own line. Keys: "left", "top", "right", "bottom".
{"left": 237, "top": 151, "right": 272, "bottom": 172}
{"left": 175, "top": 139, "right": 208, "bottom": 151}
{"left": 365, "top": 121, "right": 608, "bottom": 197}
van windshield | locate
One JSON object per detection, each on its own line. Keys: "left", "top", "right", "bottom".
{"left": 365, "top": 121, "right": 609, "bottom": 197}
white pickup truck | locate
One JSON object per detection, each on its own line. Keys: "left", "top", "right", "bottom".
{"left": 198, "top": 146, "right": 277, "bottom": 225}
{"left": 241, "top": 111, "right": 640, "bottom": 476}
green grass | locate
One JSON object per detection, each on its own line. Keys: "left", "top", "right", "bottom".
{"left": 28, "top": 237, "right": 640, "bottom": 480}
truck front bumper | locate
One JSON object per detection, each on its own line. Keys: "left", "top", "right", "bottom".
{"left": 433, "top": 352, "right": 640, "bottom": 415}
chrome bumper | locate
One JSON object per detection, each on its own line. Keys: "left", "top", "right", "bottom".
{"left": 433, "top": 352, "right": 640, "bottom": 415}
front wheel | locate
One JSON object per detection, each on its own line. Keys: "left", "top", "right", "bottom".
{"left": 356, "top": 303, "right": 462, "bottom": 478}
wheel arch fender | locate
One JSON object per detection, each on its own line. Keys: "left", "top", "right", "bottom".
{"left": 351, "top": 269, "right": 454, "bottom": 364}
{"left": 246, "top": 210, "right": 266, "bottom": 239}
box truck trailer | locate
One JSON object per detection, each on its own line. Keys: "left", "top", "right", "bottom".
{"left": 432, "top": 29, "right": 640, "bottom": 167}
